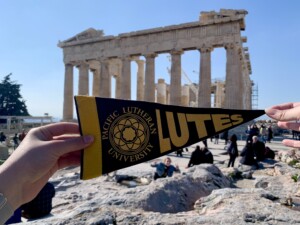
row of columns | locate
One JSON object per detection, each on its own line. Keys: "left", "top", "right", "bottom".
{"left": 63, "top": 44, "right": 248, "bottom": 121}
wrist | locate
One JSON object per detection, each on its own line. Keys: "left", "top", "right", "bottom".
{"left": 0, "top": 193, "right": 14, "bottom": 223}
{"left": 0, "top": 161, "right": 22, "bottom": 210}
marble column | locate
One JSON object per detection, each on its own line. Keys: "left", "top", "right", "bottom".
{"left": 181, "top": 85, "right": 190, "bottom": 106}
{"left": 243, "top": 62, "right": 252, "bottom": 110}
{"left": 90, "top": 60, "right": 101, "bottom": 96}
{"left": 121, "top": 56, "right": 131, "bottom": 100}
{"left": 92, "top": 66, "right": 101, "bottom": 96}
{"left": 198, "top": 46, "right": 212, "bottom": 108}
{"left": 114, "top": 61, "right": 122, "bottom": 99}
{"left": 245, "top": 77, "right": 252, "bottom": 109}
{"left": 170, "top": 50, "right": 183, "bottom": 105}
{"left": 157, "top": 78, "right": 167, "bottom": 104}
{"left": 224, "top": 44, "right": 242, "bottom": 109}
{"left": 144, "top": 54, "right": 157, "bottom": 102}
{"left": 63, "top": 63, "right": 74, "bottom": 121}
{"left": 215, "top": 81, "right": 225, "bottom": 108}
{"left": 136, "top": 59, "right": 145, "bottom": 101}
{"left": 99, "top": 59, "right": 111, "bottom": 97}
{"left": 78, "top": 62, "right": 89, "bottom": 95}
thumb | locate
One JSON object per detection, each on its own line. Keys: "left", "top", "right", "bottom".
{"left": 54, "top": 135, "right": 94, "bottom": 156}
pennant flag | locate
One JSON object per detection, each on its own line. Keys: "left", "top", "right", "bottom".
{"left": 75, "top": 96, "right": 265, "bottom": 180}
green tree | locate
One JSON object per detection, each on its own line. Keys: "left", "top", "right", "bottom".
{"left": 0, "top": 73, "right": 30, "bottom": 116}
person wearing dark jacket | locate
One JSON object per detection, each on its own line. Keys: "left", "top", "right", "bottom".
{"left": 186, "top": 145, "right": 204, "bottom": 168}
{"left": 202, "top": 147, "right": 214, "bottom": 164}
{"left": 267, "top": 125, "right": 273, "bottom": 143}
{"left": 240, "top": 142, "right": 259, "bottom": 169}
{"left": 252, "top": 135, "right": 265, "bottom": 161}
{"left": 246, "top": 124, "right": 259, "bottom": 143}
{"left": 227, "top": 134, "right": 239, "bottom": 167}
{"left": 264, "top": 146, "right": 275, "bottom": 159}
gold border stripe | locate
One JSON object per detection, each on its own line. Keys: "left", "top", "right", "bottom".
{"left": 76, "top": 96, "right": 102, "bottom": 179}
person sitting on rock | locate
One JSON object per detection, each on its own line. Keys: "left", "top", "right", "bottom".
{"left": 151, "top": 157, "right": 180, "bottom": 180}
{"left": 264, "top": 146, "right": 275, "bottom": 159}
{"left": 252, "top": 135, "right": 266, "bottom": 161}
{"left": 202, "top": 147, "right": 214, "bottom": 164}
{"left": 21, "top": 182, "right": 55, "bottom": 219}
{"left": 186, "top": 145, "right": 204, "bottom": 168}
{"left": 239, "top": 142, "right": 259, "bottom": 169}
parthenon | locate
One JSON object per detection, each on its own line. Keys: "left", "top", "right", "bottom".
{"left": 59, "top": 9, "right": 253, "bottom": 121}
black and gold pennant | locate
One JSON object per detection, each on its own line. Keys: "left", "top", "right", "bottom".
{"left": 75, "top": 96, "right": 265, "bottom": 180}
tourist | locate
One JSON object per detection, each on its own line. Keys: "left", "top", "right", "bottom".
{"left": 0, "top": 122, "right": 94, "bottom": 224}
{"left": 0, "top": 132, "right": 6, "bottom": 143}
{"left": 227, "top": 134, "right": 239, "bottom": 167}
{"left": 221, "top": 131, "right": 229, "bottom": 145}
{"left": 267, "top": 125, "right": 273, "bottom": 143}
{"left": 214, "top": 134, "right": 219, "bottom": 144}
{"left": 186, "top": 145, "right": 204, "bottom": 168}
{"left": 176, "top": 148, "right": 183, "bottom": 157}
{"left": 259, "top": 123, "right": 267, "bottom": 143}
{"left": 252, "top": 135, "right": 266, "bottom": 161}
{"left": 292, "top": 130, "right": 300, "bottom": 140}
{"left": 202, "top": 139, "right": 208, "bottom": 148}
{"left": 151, "top": 157, "right": 180, "bottom": 180}
{"left": 239, "top": 142, "right": 259, "bottom": 169}
{"left": 202, "top": 147, "right": 214, "bottom": 164}
{"left": 12, "top": 133, "right": 19, "bottom": 150}
{"left": 246, "top": 124, "right": 259, "bottom": 143}
{"left": 18, "top": 129, "right": 26, "bottom": 142}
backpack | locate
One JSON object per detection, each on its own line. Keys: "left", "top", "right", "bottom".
{"left": 22, "top": 182, "right": 55, "bottom": 219}
{"left": 227, "top": 144, "right": 237, "bottom": 156}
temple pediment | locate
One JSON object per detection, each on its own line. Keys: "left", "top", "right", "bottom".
{"left": 61, "top": 28, "right": 104, "bottom": 43}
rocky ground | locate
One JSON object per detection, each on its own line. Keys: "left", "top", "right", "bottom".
{"left": 12, "top": 135, "right": 300, "bottom": 224}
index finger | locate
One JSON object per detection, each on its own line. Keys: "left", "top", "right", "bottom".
{"left": 32, "top": 122, "right": 80, "bottom": 140}
{"left": 265, "top": 102, "right": 300, "bottom": 121}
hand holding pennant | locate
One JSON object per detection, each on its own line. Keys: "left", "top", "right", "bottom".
{"left": 75, "top": 96, "right": 265, "bottom": 180}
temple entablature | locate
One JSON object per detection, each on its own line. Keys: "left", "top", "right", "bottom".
{"left": 59, "top": 9, "right": 254, "bottom": 121}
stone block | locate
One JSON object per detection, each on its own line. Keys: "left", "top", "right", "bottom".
{"left": 0, "top": 143, "right": 9, "bottom": 160}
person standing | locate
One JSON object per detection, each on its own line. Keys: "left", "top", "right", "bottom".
{"left": 202, "top": 139, "right": 208, "bottom": 148}
{"left": 227, "top": 134, "right": 239, "bottom": 167}
{"left": 246, "top": 124, "right": 259, "bottom": 143}
{"left": 222, "top": 131, "right": 229, "bottom": 145}
{"left": 214, "top": 134, "right": 219, "bottom": 144}
{"left": 18, "top": 130, "right": 26, "bottom": 142}
{"left": 0, "top": 132, "right": 6, "bottom": 143}
{"left": 267, "top": 125, "right": 273, "bottom": 143}
{"left": 12, "top": 133, "right": 19, "bottom": 150}
{"left": 259, "top": 124, "right": 267, "bottom": 143}
{"left": 176, "top": 148, "right": 183, "bottom": 157}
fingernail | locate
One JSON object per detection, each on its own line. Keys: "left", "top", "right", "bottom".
{"left": 84, "top": 135, "right": 94, "bottom": 144}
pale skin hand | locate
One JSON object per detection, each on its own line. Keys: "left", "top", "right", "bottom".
{"left": 265, "top": 102, "right": 300, "bottom": 148}
{"left": 0, "top": 122, "right": 94, "bottom": 210}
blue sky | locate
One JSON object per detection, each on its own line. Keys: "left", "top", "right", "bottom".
{"left": 1, "top": 1, "right": 300, "bottom": 119}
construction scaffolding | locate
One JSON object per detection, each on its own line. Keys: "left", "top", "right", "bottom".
{"left": 251, "top": 82, "right": 259, "bottom": 109}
